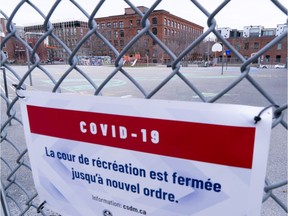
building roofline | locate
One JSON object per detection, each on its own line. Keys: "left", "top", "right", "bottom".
{"left": 218, "top": 23, "right": 286, "bottom": 31}
{"left": 22, "top": 19, "right": 88, "bottom": 28}
{"left": 95, "top": 7, "right": 203, "bottom": 29}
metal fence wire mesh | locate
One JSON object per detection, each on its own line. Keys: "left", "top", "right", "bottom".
{"left": 0, "top": 0, "right": 287, "bottom": 215}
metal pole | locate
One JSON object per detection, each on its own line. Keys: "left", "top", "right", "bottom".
{"left": 207, "top": 37, "right": 210, "bottom": 63}
{"left": 1, "top": 67, "right": 11, "bottom": 126}
{"left": 1, "top": 181, "right": 11, "bottom": 216}
{"left": 1, "top": 67, "right": 9, "bottom": 99}
{"left": 221, "top": 48, "right": 224, "bottom": 75}
{"left": 25, "top": 34, "right": 33, "bottom": 86}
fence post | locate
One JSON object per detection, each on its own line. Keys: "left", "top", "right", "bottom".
{"left": 1, "top": 67, "right": 8, "bottom": 99}
{"left": 1, "top": 67, "right": 12, "bottom": 126}
{"left": 1, "top": 182, "right": 11, "bottom": 216}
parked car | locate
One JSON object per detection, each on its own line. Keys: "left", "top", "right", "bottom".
{"left": 274, "top": 64, "right": 286, "bottom": 69}
{"left": 45, "top": 58, "right": 54, "bottom": 64}
{"left": 7, "top": 59, "right": 15, "bottom": 64}
{"left": 258, "top": 64, "right": 268, "bottom": 69}
{"left": 53, "top": 57, "right": 64, "bottom": 62}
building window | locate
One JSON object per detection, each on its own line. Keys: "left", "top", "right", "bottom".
{"left": 262, "top": 30, "right": 274, "bottom": 36}
{"left": 171, "top": 21, "right": 174, "bottom": 28}
{"left": 167, "top": 19, "right": 170, "bottom": 26}
{"left": 0, "top": 25, "right": 4, "bottom": 36}
{"left": 249, "top": 28, "right": 260, "bottom": 37}
{"left": 144, "top": 39, "right": 149, "bottom": 47}
{"left": 277, "top": 43, "right": 282, "bottom": 50}
{"left": 234, "top": 43, "right": 240, "bottom": 50}
{"left": 114, "top": 40, "right": 118, "bottom": 47}
{"left": 120, "top": 40, "right": 124, "bottom": 46}
{"left": 120, "top": 30, "right": 124, "bottom": 37}
{"left": 244, "top": 42, "right": 249, "bottom": 50}
{"left": 254, "top": 42, "right": 259, "bottom": 49}
{"left": 164, "top": 18, "right": 166, "bottom": 25}
{"left": 152, "top": 27, "right": 157, "bottom": 35}
{"left": 107, "top": 22, "right": 111, "bottom": 28}
{"left": 137, "top": 19, "right": 141, "bottom": 27}
{"left": 276, "top": 55, "right": 281, "bottom": 62}
{"left": 164, "top": 28, "right": 167, "bottom": 35}
{"left": 107, "top": 31, "right": 111, "bottom": 39}
{"left": 119, "top": 21, "right": 124, "bottom": 28}
{"left": 230, "top": 31, "right": 236, "bottom": 38}
{"left": 113, "top": 22, "right": 117, "bottom": 28}
{"left": 152, "top": 17, "right": 157, "bottom": 25}
{"left": 129, "top": 20, "right": 133, "bottom": 28}
{"left": 101, "top": 23, "right": 105, "bottom": 29}
{"left": 265, "top": 55, "right": 270, "bottom": 63}
{"left": 114, "top": 31, "right": 118, "bottom": 38}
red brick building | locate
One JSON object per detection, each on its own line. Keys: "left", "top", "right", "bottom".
{"left": 1, "top": 18, "right": 49, "bottom": 64}
{"left": 2, "top": 6, "right": 204, "bottom": 65}
{"left": 1, "top": 18, "right": 25, "bottom": 64}
{"left": 217, "top": 25, "right": 287, "bottom": 66}
{"left": 94, "top": 6, "right": 204, "bottom": 64}
{"left": 1, "top": 18, "right": 14, "bottom": 63}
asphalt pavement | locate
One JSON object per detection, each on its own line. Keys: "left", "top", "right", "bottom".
{"left": 1, "top": 64, "right": 287, "bottom": 215}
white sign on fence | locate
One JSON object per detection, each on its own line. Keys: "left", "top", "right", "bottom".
{"left": 21, "top": 91, "right": 272, "bottom": 216}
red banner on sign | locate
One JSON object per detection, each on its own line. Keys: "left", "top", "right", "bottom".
{"left": 27, "top": 105, "right": 255, "bottom": 169}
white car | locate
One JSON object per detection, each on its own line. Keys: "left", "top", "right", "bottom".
{"left": 274, "top": 64, "right": 286, "bottom": 69}
{"left": 259, "top": 64, "right": 268, "bottom": 68}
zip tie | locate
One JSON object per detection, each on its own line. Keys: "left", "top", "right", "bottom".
{"left": 254, "top": 104, "right": 279, "bottom": 124}
{"left": 37, "top": 201, "right": 47, "bottom": 213}
{"left": 274, "top": 104, "right": 287, "bottom": 118}
{"left": 12, "top": 84, "right": 25, "bottom": 99}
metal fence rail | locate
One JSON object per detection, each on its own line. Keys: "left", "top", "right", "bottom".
{"left": 1, "top": 0, "right": 287, "bottom": 215}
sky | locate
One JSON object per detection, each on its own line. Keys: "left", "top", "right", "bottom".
{"left": 1, "top": 0, "right": 287, "bottom": 31}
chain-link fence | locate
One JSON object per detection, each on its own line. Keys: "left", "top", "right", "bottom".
{"left": 1, "top": 0, "right": 287, "bottom": 215}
